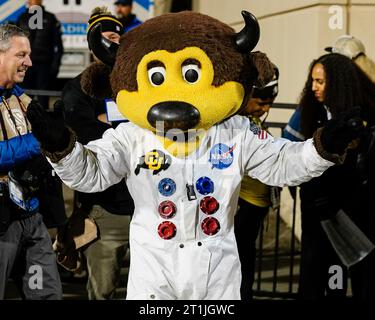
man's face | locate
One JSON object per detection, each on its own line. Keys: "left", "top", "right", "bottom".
{"left": 102, "top": 31, "right": 121, "bottom": 44}
{"left": 243, "top": 97, "right": 274, "bottom": 119}
{"left": 115, "top": 4, "right": 132, "bottom": 18}
{"left": 0, "top": 36, "right": 32, "bottom": 88}
{"left": 92, "top": 32, "right": 121, "bottom": 63}
{"left": 27, "top": 0, "right": 42, "bottom": 7}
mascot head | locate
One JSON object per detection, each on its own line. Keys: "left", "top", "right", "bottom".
{"left": 84, "top": 11, "right": 274, "bottom": 154}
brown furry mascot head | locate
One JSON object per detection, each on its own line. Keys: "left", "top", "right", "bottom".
{"left": 84, "top": 11, "right": 274, "bottom": 153}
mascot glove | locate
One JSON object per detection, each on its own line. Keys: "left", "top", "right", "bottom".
{"left": 314, "top": 107, "right": 364, "bottom": 163}
{"left": 27, "top": 100, "right": 75, "bottom": 158}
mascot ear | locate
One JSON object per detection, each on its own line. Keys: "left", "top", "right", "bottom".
{"left": 250, "top": 51, "right": 276, "bottom": 88}
{"left": 81, "top": 62, "right": 114, "bottom": 100}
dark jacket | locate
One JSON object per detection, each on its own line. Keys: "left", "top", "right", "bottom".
{"left": 63, "top": 75, "right": 134, "bottom": 215}
{"left": 285, "top": 104, "right": 375, "bottom": 237}
{"left": 17, "top": 6, "right": 63, "bottom": 76}
{"left": 119, "top": 14, "right": 142, "bottom": 32}
{"left": 0, "top": 86, "right": 66, "bottom": 228}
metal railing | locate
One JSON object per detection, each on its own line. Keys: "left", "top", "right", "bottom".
{"left": 24, "top": 89, "right": 62, "bottom": 97}
{"left": 254, "top": 193, "right": 300, "bottom": 299}
{"left": 254, "top": 102, "right": 300, "bottom": 299}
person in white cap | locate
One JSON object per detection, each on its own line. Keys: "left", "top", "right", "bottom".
{"left": 325, "top": 35, "right": 375, "bottom": 83}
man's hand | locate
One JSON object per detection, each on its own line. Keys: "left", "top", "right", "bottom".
{"left": 319, "top": 107, "right": 364, "bottom": 155}
{"left": 97, "top": 113, "right": 111, "bottom": 124}
{"left": 27, "top": 100, "right": 70, "bottom": 152}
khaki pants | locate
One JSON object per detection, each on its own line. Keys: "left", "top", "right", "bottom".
{"left": 83, "top": 205, "right": 131, "bottom": 300}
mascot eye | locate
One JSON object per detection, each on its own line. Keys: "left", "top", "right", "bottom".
{"left": 148, "top": 67, "right": 166, "bottom": 86}
{"left": 182, "top": 64, "right": 201, "bottom": 84}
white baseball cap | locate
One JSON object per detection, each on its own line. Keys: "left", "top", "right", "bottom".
{"left": 325, "top": 35, "right": 366, "bottom": 59}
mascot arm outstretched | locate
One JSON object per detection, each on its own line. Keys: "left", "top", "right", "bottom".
{"left": 242, "top": 127, "right": 333, "bottom": 187}
{"left": 27, "top": 100, "right": 129, "bottom": 193}
{"left": 242, "top": 108, "right": 364, "bottom": 187}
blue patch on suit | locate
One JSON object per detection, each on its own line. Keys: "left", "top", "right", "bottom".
{"left": 158, "top": 178, "right": 176, "bottom": 196}
{"left": 196, "top": 177, "right": 214, "bottom": 195}
{"left": 209, "top": 143, "right": 236, "bottom": 169}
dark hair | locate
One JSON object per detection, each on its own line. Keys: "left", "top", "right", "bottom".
{"left": 114, "top": 0, "right": 133, "bottom": 6}
{"left": 299, "top": 53, "right": 375, "bottom": 138}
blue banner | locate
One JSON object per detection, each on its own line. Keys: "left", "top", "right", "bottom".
{"left": 61, "top": 23, "right": 88, "bottom": 35}
{"left": 136, "top": 0, "right": 152, "bottom": 11}
{"left": 0, "top": 3, "right": 26, "bottom": 24}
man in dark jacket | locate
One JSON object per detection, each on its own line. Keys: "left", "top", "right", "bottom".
{"left": 61, "top": 9, "right": 134, "bottom": 299}
{"left": 0, "top": 23, "right": 63, "bottom": 300}
{"left": 16, "top": 0, "right": 63, "bottom": 108}
{"left": 114, "top": 0, "right": 142, "bottom": 32}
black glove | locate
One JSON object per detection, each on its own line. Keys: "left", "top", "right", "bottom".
{"left": 27, "top": 100, "right": 70, "bottom": 152}
{"left": 320, "top": 107, "right": 364, "bottom": 155}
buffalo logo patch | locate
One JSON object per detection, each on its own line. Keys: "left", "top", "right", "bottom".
{"left": 134, "top": 150, "right": 171, "bottom": 175}
{"left": 209, "top": 143, "right": 236, "bottom": 169}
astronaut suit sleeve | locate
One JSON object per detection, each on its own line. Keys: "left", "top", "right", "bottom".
{"left": 48, "top": 124, "right": 131, "bottom": 193}
{"left": 241, "top": 124, "right": 334, "bottom": 187}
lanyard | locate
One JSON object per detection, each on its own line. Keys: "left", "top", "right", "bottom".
{"left": 0, "top": 104, "right": 7, "bottom": 140}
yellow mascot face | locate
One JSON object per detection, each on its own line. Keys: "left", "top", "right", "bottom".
{"left": 116, "top": 46, "right": 245, "bottom": 135}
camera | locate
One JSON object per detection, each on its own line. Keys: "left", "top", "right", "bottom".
{"left": 8, "top": 171, "right": 39, "bottom": 213}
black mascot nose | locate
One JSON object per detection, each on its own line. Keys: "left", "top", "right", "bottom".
{"left": 147, "top": 101, "right": 200, "bottom": 131}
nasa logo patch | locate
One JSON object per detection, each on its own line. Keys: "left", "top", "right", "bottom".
{"left": 209, "top": 143, "right": 236, "bottom": 169}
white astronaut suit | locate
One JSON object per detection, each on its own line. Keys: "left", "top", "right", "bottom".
{"left": 48, "top": 115, "right": 333, "bottom": 300}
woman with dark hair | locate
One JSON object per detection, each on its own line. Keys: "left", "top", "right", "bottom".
{"left": 283, "top": 53, "right": 375, "bottom": 299}
{"left": 300, "top": 53, "right": 375, "bottom": 138}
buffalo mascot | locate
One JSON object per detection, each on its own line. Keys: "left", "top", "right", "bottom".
{"left": 27, "top": 11, "right": 361, "bottom": 299}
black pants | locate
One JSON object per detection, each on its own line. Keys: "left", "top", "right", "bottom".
{"left": 299, "top": 188, "right": 375, "bottom": 300}
{"left": 299, "top": 201, "right": 348, "bottom": 299}
{"left": 0, "top": 213, "right": 62, "bottom": 299}
{"left": 234, "top": 198, "right": 269, "bottom": 300}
